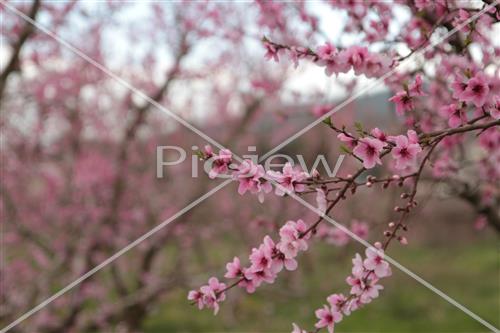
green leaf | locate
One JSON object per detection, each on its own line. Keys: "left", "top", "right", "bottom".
{"left": 322, "top": 116, "right": 332, "bottom": 126}
{"left": 354, "top": 122, "right": 364, "bottom": 133}
{"left": 195, "top": 150, "right": 205, "bottom": 159}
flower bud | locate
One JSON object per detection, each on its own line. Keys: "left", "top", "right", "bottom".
{"left": 398, "top": 236, "right": 408, "bottom": 245}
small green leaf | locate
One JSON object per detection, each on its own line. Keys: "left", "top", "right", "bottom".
{"left": 322, "top": 116, "right": 332, "bottom": 126}
{"left": 195, "top": 150, "right": 205, "bottom": 159}
{"left": 354, "top": 122, "right": 364, "bottom": 133}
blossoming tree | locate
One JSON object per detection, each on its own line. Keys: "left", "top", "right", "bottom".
{"left": 188, "top": 1, "right": 499, "bottom": 332}
{"left": 1, "top": 0, "right": 499, "bottom": 332}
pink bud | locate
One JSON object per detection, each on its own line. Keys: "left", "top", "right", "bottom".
{"left": 311, "top": 169, "right": 320, "bottom": 178}
{"left": 398, "top": 236, "right": 408, "bottom": 245}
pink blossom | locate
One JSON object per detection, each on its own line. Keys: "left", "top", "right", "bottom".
{"left": 364, "top": 53, "right": 391, "bottom": 78}
{"left": 340, "top": 46, "right": 369, "bottom": 75}
{"left": 288, "top": 46, "right": 309, "bottom": 68}
{"left": 409, "top": 74, "right": 426, "bottom": 97}
{"left": 238, "top": 269, "right": 258, "bottom": 293}
{"left": 371, "top": 127, "right": 388, "bottom": 142}
{"left": 327, "top": 293, "right": 348, "bottom": 313}
{"left": 234, "top": 160, "right": 272, "bottom": 202}
{"left": 249, "top": 242, "right": 273, "bottom": 273}
{"left": 203, "top": 145, "right": 214, "bottom": 157}
{"left": 451, "top": 78, "right": 468, "bottom": 101}
{"left": 353, "top": 137, "right": 385, "bottom": 169}
{"left": 407, "top": 129, "right": 419, "bottom": 144}
{"left": 264, "top": 235, "right": 298, "bottom": 272}
{"left": 363, "top": 247, "right": 392, "bottom": 278}
{"left": 264, "top": 41, "right": 280, "bottom": 62}
{"left": 390, "top": 134, "right": 422, "bottom": 170}
{"left": 187, "top": 290, "right": 204, "bottom": 310}
{"left": 224, "top": 257, "right": 243, "bottom": 278}
{"left": 315, "top": 305, "right": 342, "bottom": 333}
{"left": 317, "top": 42, "right": 337, "bottom": 60}
{"left": 188, "top": 277, "right": 227, "bottom": 315}
{"left": 316, "top": 188, "right": 327, "bottom": 214}
{"left": 337, "top": 133, "right": 356, "bottom": 149}
{"left": 346, "top": 275, "right": 365, "bottom": 296}
{"left": 351, "top": 253, "right": 364, "bottom": 277}
{"left": 439, "top": 103, "right": 467, "bottom": 128}
{"left": 268, "top": 162, "right": 308, "bottom": 196}
{"left": 389, "top": 91, "right": 414, "bottom": 116}
{"left": 316, "top": 42, "right": 348, "bottom": 76}
{"left": 359, "top": 280, "right": 384, "bottom": 304}
{"left": 462, "top": 73, "right": 490, "bottom": 107}
{"left": 277, "top": 220, "right": 309, "bottom": 259}
{"left": 208, "top": 148, "right": 232, "bottom": 179}
{"left": 245, "top": 266, "right": 276, "bottom": 286}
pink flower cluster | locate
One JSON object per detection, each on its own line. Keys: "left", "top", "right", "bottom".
{"left": 316, "top": 43, "right": 391, "bottom": 78}
{"left": 293, "top": 244, "right": 391, "bottom": 333}
{"left": 389, "top": 74, "right": 426, "bottom": 116}
{"left": 234, "top": 160, "right": 273, "bottom": 203}
{"left": 268, "top": 162, "right": 308, "bottom": 196}
{"left": 262, "top": 39, "right": 392, "bottom": 79}
{"left": 341, "top": 128, "right": 422, "bottom": 171}
{"left": 388, "top": 130, "right": 422, "bottom": 170}
{"left": 439, "top": 103, "right": 467, "bottom": 128}
{"left": 189, "top": 220, "right": 311, "bottom": 314}
{"left": 353, "top": 137, "right": 385, "bottom": 169}
{"left": 204, "top": 145, "right": 233, "bottom": 179}
{"left": 203, "top": 146, "right": 308, "bottom": 202}
{"left": 188, "top": 277, "right": 226, "bottom": 315}
{"left": 452, "top": 72, "right": 491, "bottom": 108}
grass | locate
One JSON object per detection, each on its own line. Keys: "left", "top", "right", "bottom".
{"left": 144, "top": 239, "right": 499, "bottom": 332}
